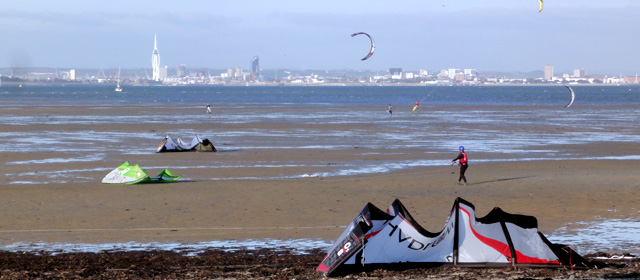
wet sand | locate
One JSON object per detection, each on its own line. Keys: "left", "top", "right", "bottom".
{"left": 1, "top": 106, "right": 639, "bottom": 251}
{"left": 2, "top": 157, "right": 639, "bottom": 245}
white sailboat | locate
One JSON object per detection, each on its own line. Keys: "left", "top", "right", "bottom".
{"left": 114, "top": 67, "right": 123, "bottom": 92}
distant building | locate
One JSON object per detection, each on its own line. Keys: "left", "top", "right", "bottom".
{"left": 454, "top": 73, "right": 466, "bottom": 82}
{"left": 251, "top": 56, "right": 259, "bottom": 81}
{"left": 176, "top": 64, "right": 186, "bottom": 78}
{"left": 603, "top": 76, "right": 623, "bottom": 84}
{"left": 235, "top": 67, "right": 243, "bottom": 78}
{"left": 437, "top": 69, "right": 449, "bottom": 80}
{"left": 463, "top": 69, "right": 476, "bottom": 77}
{"left": 624, "top": 75, "right": 639, "bottom": 84}
{"left": 448, "top": 68, "right": 461, "bottom": 80}
{"left": 152, "top": 35, "right": 160, "bottom": 81}
{"left": 159, "top": 66, "right": 168, "bottom": 79}
{"left": 69, "top": 69, "right": 76, "bottom": 81}
{"left": 389, "top": 68, "right": 402, "bottom": 76}
{"left": 544, "top": 65, "right": 553, "bottom": 81}
{"left": 573, "top": 68, "right": 586, "bottom": 78}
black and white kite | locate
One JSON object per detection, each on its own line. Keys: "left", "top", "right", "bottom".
{"left": 317, "top": 197, "right": 591, "bottom": 277}
{"left": 564, "top": 85, "right": 575, "bottom": 108}
{"left": 351, "top": 32, "right": 375, "bottom": 61}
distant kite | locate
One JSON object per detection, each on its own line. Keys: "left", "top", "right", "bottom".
{"left": 539, "top": 0, "right": 544, "bottom": 12}
{"left": 351, "top": 32, "right": 375, "bottom": 61}
{"left": 564, "top": 85, "right": 575, "bottom": 108}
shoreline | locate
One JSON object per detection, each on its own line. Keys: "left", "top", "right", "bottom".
{"left": 2, "top": 81, "right": 638, "bottom": 87}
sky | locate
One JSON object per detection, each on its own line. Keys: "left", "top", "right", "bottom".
{"left": 1, "top": 0, "right": 639, "bottom": 75}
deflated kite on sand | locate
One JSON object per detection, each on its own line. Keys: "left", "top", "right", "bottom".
{"left": 102, "top": 161, "right": 180, "bottom": 184}
{"left": 317, "top": 197, "right": 590, "bottom": 276}
{"left": 156, "top": 134, "right": 216, "bottom": 153}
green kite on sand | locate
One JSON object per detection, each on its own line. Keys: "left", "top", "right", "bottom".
{"left": 102, "top": 161, "right": 180, "bottom": 184}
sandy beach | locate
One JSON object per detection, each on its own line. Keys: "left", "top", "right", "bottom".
{"left": 1, "top": 102, "right": 639, "bottom": 279}
{"left": 1, "top": 105, "right": 639, "bottom": 251}
{"left": 2, "top": 156, "right": 639, "bottom": 245}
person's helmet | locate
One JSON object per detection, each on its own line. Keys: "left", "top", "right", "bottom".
{"left": 459, "top": 146, "right": 464, "bottom": 152}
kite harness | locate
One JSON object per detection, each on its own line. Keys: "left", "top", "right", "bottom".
{"left": 459, "top": 151, "right": 468, "bottom": 166}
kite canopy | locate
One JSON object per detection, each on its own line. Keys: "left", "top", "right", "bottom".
{"left": 156, "top": 135, "right": 216, "bottom": 153}
{"left": 564, "top": 85, "right": 575, "bottom": 108}
{"left": 102, "top": 161, "right": 180, "bottom": 184}
{"left": 317, "top": 197, "right": 590, "bottom": 277}
{"left": 350, "top": 32, "right": 375, "bottom": 61}
{"left": 539, "top": 0, "right": 544, "bottom": 12}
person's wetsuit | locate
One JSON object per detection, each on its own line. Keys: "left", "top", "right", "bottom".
{"left": 452, "top": 151, "right": 468, "bottom": 184}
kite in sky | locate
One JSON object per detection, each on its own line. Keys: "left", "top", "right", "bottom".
{"left": 539, "top": 0, "right": 544, "bottom": 12}
{"left": 351, "top": 32, "right": 375, "bottom": 61}
{"left": 564, "top": 85, "right": 575, "bottom": 108}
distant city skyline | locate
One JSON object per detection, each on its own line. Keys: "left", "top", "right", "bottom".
{"left": 2, "top": 64, "right": 632, "bottom": 84}
{"left": 1, "top": 1, "right": 639, "bottom": 75}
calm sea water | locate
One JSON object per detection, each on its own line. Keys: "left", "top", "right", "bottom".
{"left": 2, "top": 84, "right": 640, "bottom": 106}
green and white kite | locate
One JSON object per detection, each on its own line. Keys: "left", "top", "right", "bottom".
{"left": 102, "top": 161, "right": 180, "bottom": 184}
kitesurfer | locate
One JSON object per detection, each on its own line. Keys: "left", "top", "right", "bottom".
{"left": 451, "top": 146, "right": 468, "bottom": 185}
{"left": 206, "top": 104, "right": 212, "bottom": 117}
{"left": 413, "top": 101, "right": 419, "bottom": 111}
{"left": 388, "top": 104, "right": 393, "bottom": 116}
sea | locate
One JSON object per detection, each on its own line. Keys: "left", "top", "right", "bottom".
{"left": 2, "top": 83, "right": 640, "bottom": 106}
{"left": 2, "top": 85, "right": 640, "bottom": 174}
{"left": 1, "top": 84, "right": 639, "bottom": 256}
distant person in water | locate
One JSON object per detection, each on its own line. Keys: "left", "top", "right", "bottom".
{"left": 388, "top": 104, "right": 393, "bottom": 116}
{"left": 451, "top": 146, "right": 468, "bottom": 185}
{"left": 206, "top": 104, "right": 212, "bottom": 117}
{"left": 413, "top": 101, "right": 419, "bottom": 111}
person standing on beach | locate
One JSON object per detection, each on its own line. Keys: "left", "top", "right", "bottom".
{"left": 388, "top": 104, "right": 393, "bottom": 116}
{"left": 451, "top": 146, "right": 468, "bottom": 185}
{"left": 206, "top": 104, "right": 212, "bottom": 117}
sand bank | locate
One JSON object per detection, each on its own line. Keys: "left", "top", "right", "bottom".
{"left": 1, "top": 106, "right": 639, "bottom": 252}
